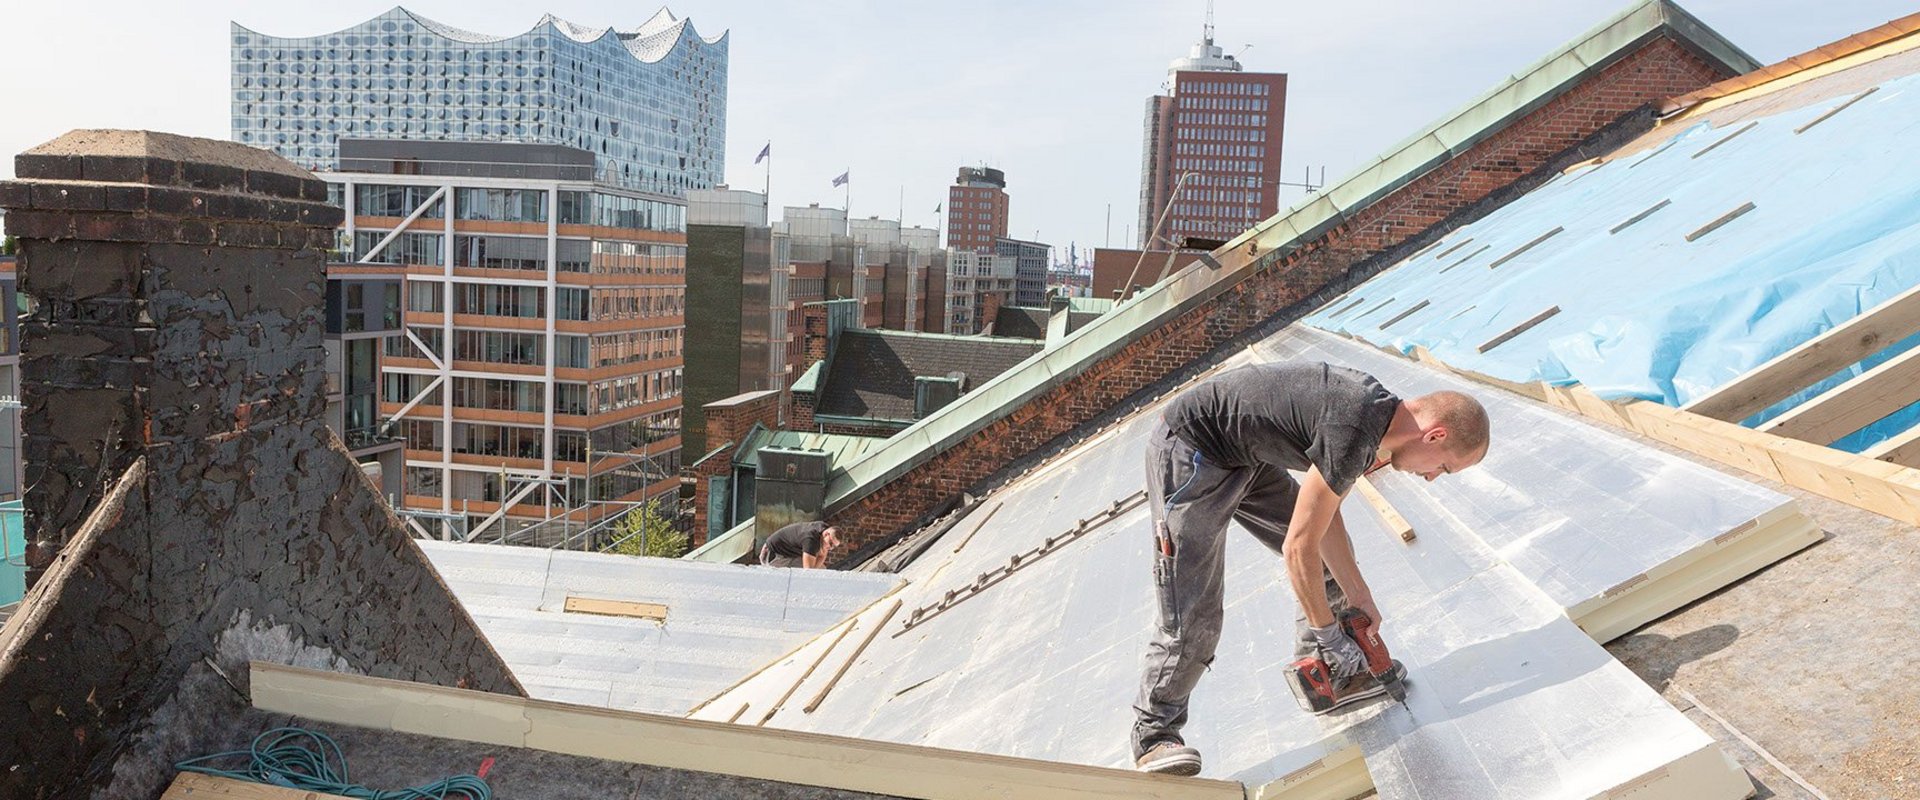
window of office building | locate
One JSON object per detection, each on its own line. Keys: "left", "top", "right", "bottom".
{"left": 355, "top": 184, "right": 443, "bottom": 219}
{"left": 449, "top": 377, "right": 545, "bottom": 412}
{"left": 456, "top": 187, "right": 547, "bottom": 222}
{"left": 355, "top": 231, "right": 442, "bottom": 265}
{"left": 456, "top": 235, "right": 546, "bottom": 271}
{"left": 453, "top": 283, "right": 545, "bottom": 318}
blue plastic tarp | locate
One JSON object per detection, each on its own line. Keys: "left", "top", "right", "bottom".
{"left": 1306, "top": 72, "right": 1920, "bottom": 451}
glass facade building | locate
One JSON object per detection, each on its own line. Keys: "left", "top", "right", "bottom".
{"left": 231, "top": 7, "right": 727, "bottom": 195}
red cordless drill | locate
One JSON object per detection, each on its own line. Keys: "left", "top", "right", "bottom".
{"left": 1289, "top": 608, "right": 1406, "bottom": 713}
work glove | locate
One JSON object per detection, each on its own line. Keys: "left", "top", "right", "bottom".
{"left": 1308, "top": 622, "right": 1368, "bottom": 679}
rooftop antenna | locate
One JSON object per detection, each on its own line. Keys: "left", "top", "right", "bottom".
{"left": 1204, "top": 0, "right": 1215, "bottom": 46}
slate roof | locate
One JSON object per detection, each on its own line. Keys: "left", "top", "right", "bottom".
{"left": 992, "top": 306, "right": 1050, "bottom": 339}
{"left": 816, "top": 330, "right": 1043, "bottom": 422}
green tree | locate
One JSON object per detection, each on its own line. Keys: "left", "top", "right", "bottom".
{"left": 607, "top": 500, "right": 687, "bottom": 558}
{"left": 1, "top": 236, "right": 16, "bottom": 256}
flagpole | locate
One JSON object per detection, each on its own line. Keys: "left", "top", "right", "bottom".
{"left": 764, "top": 149, "right": 771, "bottom": 198}
{"left": 844, "top": 167, "right": 851, "bottom": 216}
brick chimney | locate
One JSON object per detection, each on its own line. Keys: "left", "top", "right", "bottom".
{"left": 0, "top": 130, "right": 520, "bottom": 798}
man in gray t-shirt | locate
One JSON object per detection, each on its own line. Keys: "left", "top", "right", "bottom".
{"left": 1132, "top": 361, "right": 1491, "bottom": 776}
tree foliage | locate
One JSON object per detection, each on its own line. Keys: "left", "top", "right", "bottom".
{"left": 607, "top": 500, "right": 687, "bottom": 558}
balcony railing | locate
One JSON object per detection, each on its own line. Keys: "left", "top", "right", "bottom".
{"left": 341, "top": 425, "right": 403, "bottom": 452}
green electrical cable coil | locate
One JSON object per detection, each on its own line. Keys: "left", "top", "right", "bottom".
{"left": 176, "top": 727, "right": 493, "bottom": 800}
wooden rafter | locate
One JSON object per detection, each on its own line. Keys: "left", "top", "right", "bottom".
{"left": 1683, "top": 281, "right": 1920, "bottom": 422}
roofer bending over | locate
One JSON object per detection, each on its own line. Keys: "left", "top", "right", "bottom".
{"left": 759, "top": 521, "right": 841, "bottom": 569}
{"left": 1131, "top": 361, "right": 1490, "bottom": 776}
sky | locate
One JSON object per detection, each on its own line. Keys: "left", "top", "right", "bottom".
{"left": 3, "top": 0, "right": 1916, "bottom": 259}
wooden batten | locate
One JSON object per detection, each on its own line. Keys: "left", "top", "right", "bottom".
{"left": 163, "top": 772, "right": 354, "bottom": 800}
{"left": 248, "top": 662, "right": 1252, "bottom": 800}
{"left": 563, "top": 596, "right": 669, "bottom": 621}
{"left": 1757, "top": 344, "right": 1920, "bottom": 444}
{"left": 1352, "top": 477, "right": 1415, "bottom": 543}
{"left": 1413, "top": 349, "right": 1920, "bottom": 526}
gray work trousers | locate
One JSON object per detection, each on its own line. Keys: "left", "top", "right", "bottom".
{"left": 1131, "top": 422, "right": 1346, "bottom": 759}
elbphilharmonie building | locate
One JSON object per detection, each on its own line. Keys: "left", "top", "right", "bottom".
{"left": 231, "top": 7, "right": 727, "bottom": 195}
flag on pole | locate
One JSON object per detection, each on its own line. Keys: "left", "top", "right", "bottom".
{"left": 832, "top": 171, "right": 850, "bottom": 187}
{"left": 754, "top": 142, "right": 770, "bottom": 164}
{"left": 934, "top": 202, "right": 942, "bottom": 213}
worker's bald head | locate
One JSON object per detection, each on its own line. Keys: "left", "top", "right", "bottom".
{"left": 1413, "top": 390, "right": 1490, "bottom": 461}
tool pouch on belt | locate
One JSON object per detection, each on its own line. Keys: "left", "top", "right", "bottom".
{"left": 1153, "top": 521, "right": 1179, "bottom": 632}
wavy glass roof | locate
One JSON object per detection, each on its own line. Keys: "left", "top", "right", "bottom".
{"left": 230, "top": 7, "right": 728, "bottom": 191}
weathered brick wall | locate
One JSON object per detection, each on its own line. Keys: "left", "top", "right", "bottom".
{"left": 0, "top": 131, "right": 522, "bottom": 799}
{"left": 825, "top": 36, "right": 1734, "bottom": 558}
{"left": 690, "top": 389, "right": 783, "bottom": 543}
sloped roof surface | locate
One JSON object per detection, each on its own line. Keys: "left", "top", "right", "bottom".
{"left": 992, "top": 307, "right": 1050, "bottom": 339}
{"left": 418, "top": 540, "right": 898, "bottom": 714}
{"left": 809, "top": 0, "right": 1758, "bottom": 517}
{"left": 817, "top": 330, "right": 1042, "bottom": 421}
{"left": 695, "top": 325, "right": 1799, "bottom": 796}
{"left": 734, "top": 426, "right": 886, "bottom": 471}
{"left": 1307, "top": 39, "right": 1920, "bottom": 452}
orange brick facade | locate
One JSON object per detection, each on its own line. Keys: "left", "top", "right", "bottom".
{"left": 821, "top": 35, "right": 1737, "bottom": 561}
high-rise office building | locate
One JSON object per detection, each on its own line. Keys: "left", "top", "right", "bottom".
{"left": 946, "top": 167, "right": 1010, "bottom": 253}
{"left": 231, "top": 8, "right": 723, "bottom": 544}
{"left": 232, "top": 8, "right": 727, "bottom": 195}
{"left": 994, "top": 237, "right": 1051, "bottom": 308}
{"left": 683, "top": 188, "right": 787, "bottom": 457}
{"left": 329, "top": 140, "right": 687, "bottom": 543}
{"left": 1137, "top": 21, "right": 1285, "bottom": 248}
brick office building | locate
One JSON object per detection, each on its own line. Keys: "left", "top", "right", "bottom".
{"left": 1137, "top": 27, "right": 1286, "bottom": 248}
{"left": 946, "top": 167, "right": 1009, "bottom": 253}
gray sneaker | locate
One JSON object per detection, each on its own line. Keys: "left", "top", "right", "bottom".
{"left": 1135, "top": 740, "right": 1202, "bottom": 776}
